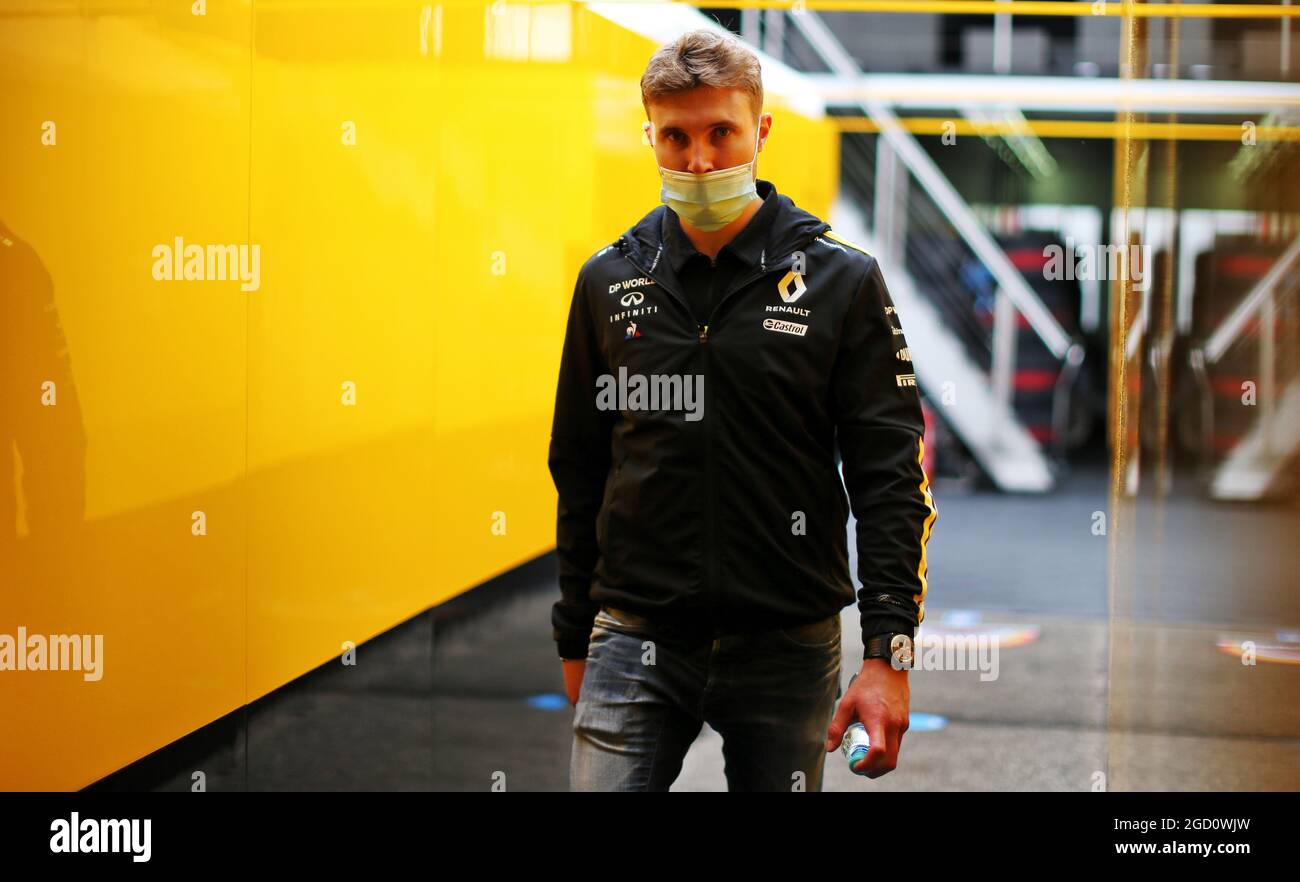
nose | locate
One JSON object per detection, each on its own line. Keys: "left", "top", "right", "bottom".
{"left": 686, "top": 145, "right": 713, "bottom": 175}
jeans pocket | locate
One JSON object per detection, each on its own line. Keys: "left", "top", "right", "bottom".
{"left": 591, "top": 609, "right": 620, "bottom": 638}
{"left": 597, "top": 606, "right": 657, "bottom": 637}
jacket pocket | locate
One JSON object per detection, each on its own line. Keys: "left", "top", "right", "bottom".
{"left": 821, "top": 461, "right": 850, "bottom": 582}
{"left": 596, "top": 451, "right": 627, "bottom": 555}
{"left": 827, "top": 461, "right": 849, "bottom": 520}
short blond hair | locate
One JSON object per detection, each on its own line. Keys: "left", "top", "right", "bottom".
{"left": 640, "top": 29, "right": 764, "bottom": 121}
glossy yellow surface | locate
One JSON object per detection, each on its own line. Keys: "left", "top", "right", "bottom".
{"left": 0, "top": 1, "right": 838, "bottom": 789}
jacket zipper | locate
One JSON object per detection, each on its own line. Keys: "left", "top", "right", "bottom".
{"left": 616, "top": 229, "right": 827, "bottom": 620}
{"left": 617, "top": 238, "right": 718, "bottom": 614}
{"left": 702, "top": 262, "right": 719, "bottom": 618}
{"left": 700, "top": 316, "right": 715, "bottom": 620}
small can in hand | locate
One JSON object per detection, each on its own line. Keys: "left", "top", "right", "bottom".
{"left": 841, "top": 722, "right": 871, "bottom": 771}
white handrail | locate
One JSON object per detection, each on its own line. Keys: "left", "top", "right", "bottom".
{"left": 1205, "top": 236, "right": 1300, "bottom": 363}
{"left": 790, "top": 9, "right": 1074, "bottom": 360}
{"left": 802, "top": 72, "right": 1300, "bottom": 115}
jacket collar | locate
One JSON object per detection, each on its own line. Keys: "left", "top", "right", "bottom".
{"left": 662, "top": 178, "right": 783, "bottom": 276}
{"left": 617, "top": 178, "right": 832, "bottom": 297}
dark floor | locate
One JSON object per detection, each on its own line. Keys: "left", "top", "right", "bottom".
{"left": 87, "top": 461, "right": 1300, "bottom": 791}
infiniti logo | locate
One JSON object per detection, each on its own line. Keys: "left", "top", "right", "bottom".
{"left": 620, "top": 291, "right": 645, "bottom": 306}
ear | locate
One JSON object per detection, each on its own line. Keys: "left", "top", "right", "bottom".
{"left": 642, "top": 121, "right": 655, "bottom": 147}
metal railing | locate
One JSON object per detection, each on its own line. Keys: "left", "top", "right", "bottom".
{"left": 761, "top": 7, "right": 1090, "bottom": 466}
{"left": 1191, "top": 238, "right": 1300, "bottom": 475}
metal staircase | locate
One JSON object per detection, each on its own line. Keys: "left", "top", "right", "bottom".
{"left": 827, "top": 198, "right": 1056, "bottom": 492}
{"left": 1198, "top": 237, "right": 1300, "bottom": 501}
{"left": 789, "top": 10, "right": 1085, "bottom": 492}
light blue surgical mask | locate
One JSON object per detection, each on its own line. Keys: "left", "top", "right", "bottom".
{"left": 647, "top": 124, "right": 761, "bottom": 232}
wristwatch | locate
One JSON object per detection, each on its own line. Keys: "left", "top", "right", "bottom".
{"left": 865, "top": 631, "right": 915, "bottom": 670}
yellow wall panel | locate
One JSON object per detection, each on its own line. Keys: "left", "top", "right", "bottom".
{"left": 0, "top": 0, "right": 839, "bottom": 789}
{"left": 1, "top": 4, "right": 250, "bottom": 790}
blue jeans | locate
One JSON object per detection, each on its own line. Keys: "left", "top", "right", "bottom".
{"left": 570, "top": 605, "right": 843, "bottom": 791}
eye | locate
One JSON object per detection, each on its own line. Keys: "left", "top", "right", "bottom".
{"left": 715, "top": 126, "right": 732, "bottom": 138}
{"left": 666, "top": 131, "right": 685, "bottom": 144}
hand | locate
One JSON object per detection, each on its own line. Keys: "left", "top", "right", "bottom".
{"left": 561, "top": 659, "right": 587, "bottom": 707}
{"left": 825, "top": 658, "right": 910, "bottom": 778}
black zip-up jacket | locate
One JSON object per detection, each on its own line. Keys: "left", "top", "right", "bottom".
{"left": 548, "top": 178, "right": 937, "bottom": 661}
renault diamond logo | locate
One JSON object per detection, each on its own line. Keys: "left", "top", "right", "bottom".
{"left": 777, "top": 270, "right": 806, "bottom": 303}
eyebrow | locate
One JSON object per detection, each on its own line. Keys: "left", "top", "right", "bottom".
{"left": 659, "top": 120, "right": 741, "bottom": 134}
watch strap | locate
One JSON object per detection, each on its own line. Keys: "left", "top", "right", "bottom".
{"left": 865, "top": 631, "right": 914, "bottom": 666}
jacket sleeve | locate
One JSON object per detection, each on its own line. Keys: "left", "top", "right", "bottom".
{"left": 830, "top": 255, "right": 938, "bottom": 660}
{"left": 548, "top": 264, "right": 616, "bottom": 660}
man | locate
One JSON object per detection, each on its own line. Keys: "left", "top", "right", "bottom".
{"left": 548, "top": 28, "right": 938, "bottom": 792}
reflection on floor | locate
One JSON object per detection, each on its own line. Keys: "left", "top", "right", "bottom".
{"left": 86, "top": 463, "right": 1300, "bottom": 791}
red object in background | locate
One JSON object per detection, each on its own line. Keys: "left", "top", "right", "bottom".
{"left": 921, "top": 399, "right": 936, "bottom": 482}
{"left": 1014, "top": 368, "right": 1058, "bottom": 391}
{"left": 1215, "top": 253, "right": 1275, "bottom": 277}
{"left": 1005, "top": 247, "right": 1049, "bottom": 272}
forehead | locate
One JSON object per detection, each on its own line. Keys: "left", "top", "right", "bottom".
{"left": 647, "top": 85, "right": 755, "bottom": 128}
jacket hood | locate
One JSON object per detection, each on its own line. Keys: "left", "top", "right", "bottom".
{"left": 616, "top": 178, "right": 831, "bottom": 277}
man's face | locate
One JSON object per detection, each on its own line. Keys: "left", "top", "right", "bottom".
{"left": 645, "top": 85, "right": 769, "bottom": 175}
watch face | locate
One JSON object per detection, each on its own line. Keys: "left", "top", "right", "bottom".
{"left": 890, "top": 634, "right": 913, "bottom": 666}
